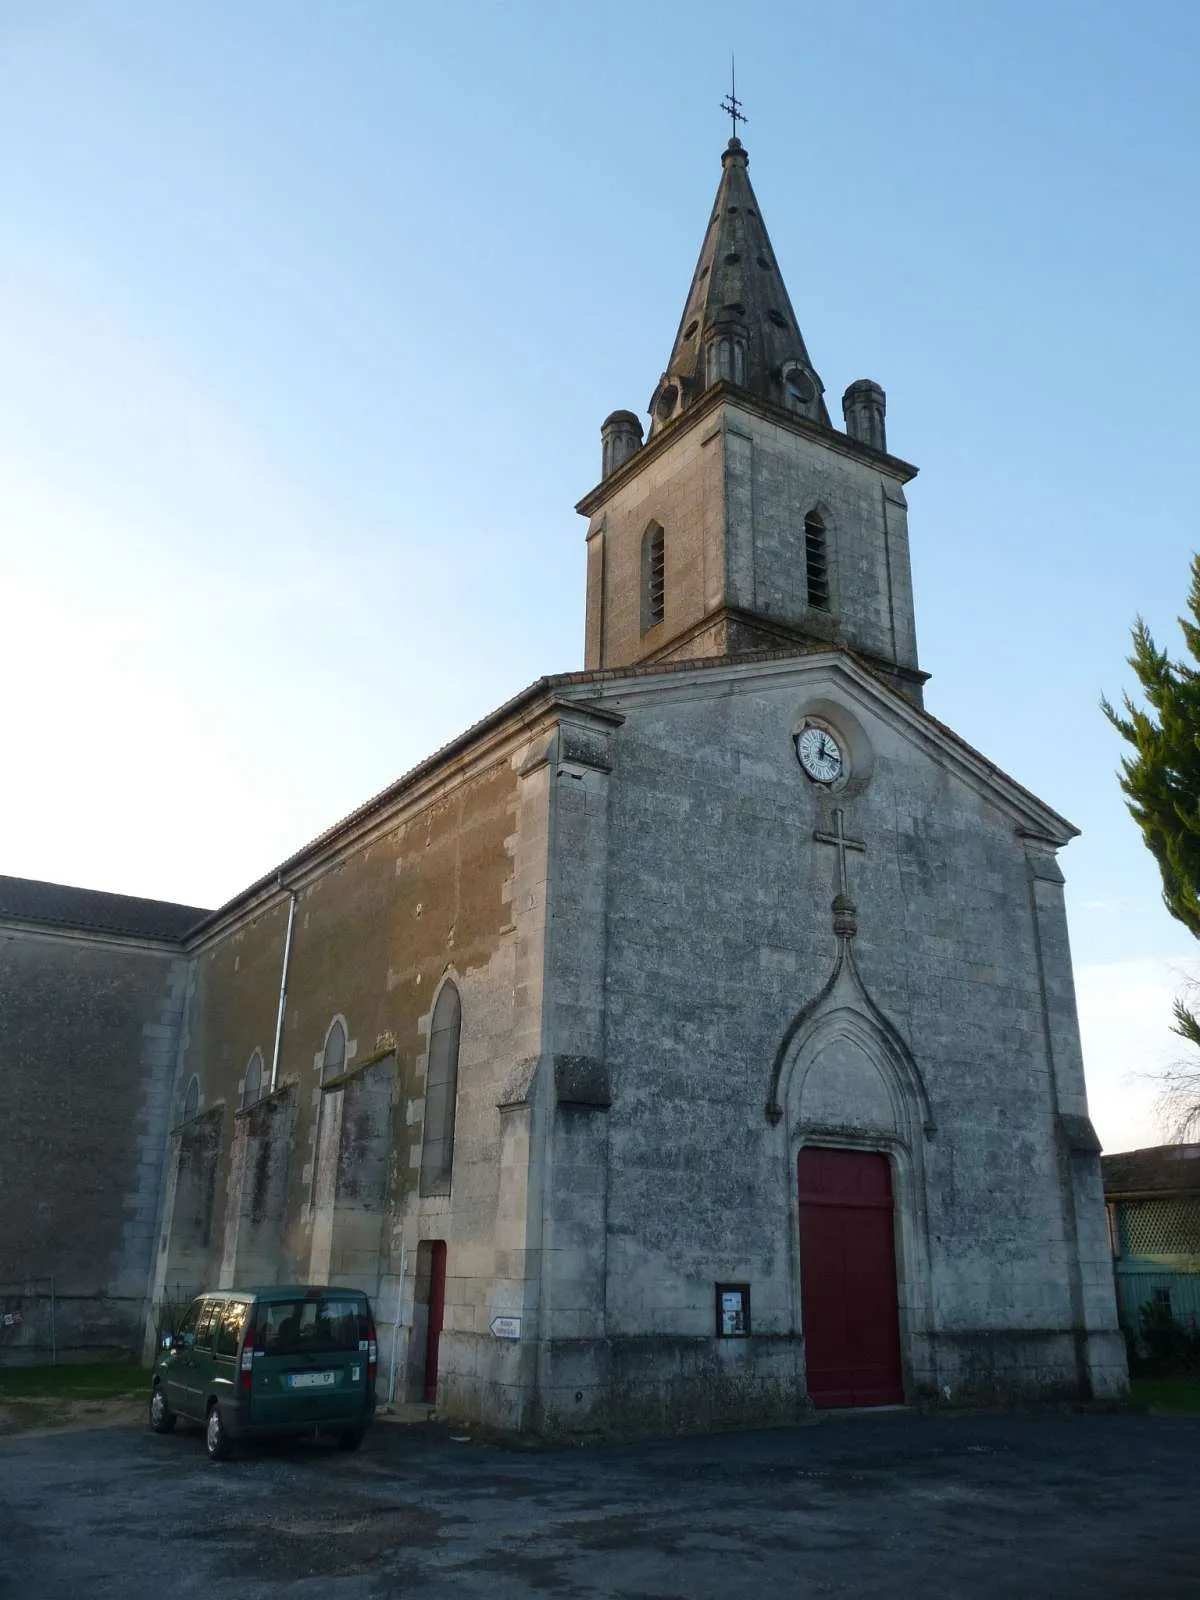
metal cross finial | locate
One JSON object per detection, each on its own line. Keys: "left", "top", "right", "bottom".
{"left": 720, "top": 56, "right": 748, "bottom": 139}
{"left": 813, "top": 808, "right": 866, "bottom": 899}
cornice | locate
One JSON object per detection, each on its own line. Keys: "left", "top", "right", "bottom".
{"left": 633, "top": 604, "right": 930, "bottom": 691}
{"left": 575, "top": 382, "right": 918, "bottom": 518}
{"left": 0, "top": 918, "right": 187, "bottom": 956}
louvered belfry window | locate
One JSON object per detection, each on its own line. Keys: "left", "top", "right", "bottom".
{"left": 642, "top": 521, "right": 666, "bottom": 633}
{"left": 805, "top": 511, "right": 830, "bottom": 611}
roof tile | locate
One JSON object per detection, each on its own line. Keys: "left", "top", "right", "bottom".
{"left": 0, "top": 874, "right": 210, "bottom": 943}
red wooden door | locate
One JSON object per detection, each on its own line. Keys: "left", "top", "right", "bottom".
{"left": 797, "top": 1147, "right": 903, "bottom": 1409}
{"left": 424, "top": 1241, "right": 447, "bottom": 1405}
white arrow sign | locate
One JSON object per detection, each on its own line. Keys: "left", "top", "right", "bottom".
{"left": 489, "top": 1315, "right": 522, "bottom": 1340}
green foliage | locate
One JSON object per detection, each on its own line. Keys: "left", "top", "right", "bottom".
{"left": 1102, "top": 553, "right": 1200, "bottom": 940}
{"left": 1128, "top": 1297, "right": 1200, "bottom": 1378}
{"left": 1103, "top": 554, "right": 1200, "bottom": 1119}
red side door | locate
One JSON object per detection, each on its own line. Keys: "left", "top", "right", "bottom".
{"left": 424, "top": 1241, "right": 447, "bottom": 1405}
{"left": 797, "top": 1147, "right": 903, "bottom": 1409}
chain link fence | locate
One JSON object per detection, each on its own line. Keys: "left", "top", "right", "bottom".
{"left": 148, "top": 1280, "right": 202, "bottom": 1350}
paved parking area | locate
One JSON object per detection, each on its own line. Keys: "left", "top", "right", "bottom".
{"left": 1, "top": 1407, "right": 1198, "bottom": 1598}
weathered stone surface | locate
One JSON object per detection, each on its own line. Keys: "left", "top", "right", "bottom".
{"left": 0, "top": 924, "right": 188, "bottom": 1357}
{"left": 0, "top": 134, "right": 1124, "bottom": 1429}
{"left": 582, "top": 392, "right": 923, "bottom": 707}
{"left": 531, "top": 647, "right": 1124, "bottom": 1420}
{"left": 553, "top": 1056, "right": 611, "bottom": 1109}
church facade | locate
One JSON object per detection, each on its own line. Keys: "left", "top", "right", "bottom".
{"left": 0, "top": 137, "right": 1126, "bottom": 1429}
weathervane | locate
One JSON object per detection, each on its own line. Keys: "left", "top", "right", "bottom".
{"left": 720, "top": 56, "right": 748, "bottom": 139}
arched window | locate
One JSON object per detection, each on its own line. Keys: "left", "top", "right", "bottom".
{"left": 322, "top": 1018, "right": 347, "bottom": 1084}
{"left": 181, "top": 1075, "right": 200, "bottom": 1123}
{"left": 242, "top": 1049, "right": 263, "bottom": 1110}
{"left": 641, "top": 521, "right": 666, "bottom": 634}
{"left": 420, "top": 981, "right": 462, "bottom": 1197}
{"left": 804, "top": 511, "right": 830, "bottom": 611}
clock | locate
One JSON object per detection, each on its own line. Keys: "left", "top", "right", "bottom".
{"left": 783, "top": 363, "right": 815, "bottom": 406}
{"left": 795, "top": 724, "right": 844, "bottom": 784}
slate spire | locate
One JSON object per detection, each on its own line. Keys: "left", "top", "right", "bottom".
{"left": 648, "top": 138, "right": 830, "bottom": 438}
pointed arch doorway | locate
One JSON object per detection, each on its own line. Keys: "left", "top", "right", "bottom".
{"left": 798, "top": 1146, "right": 904, "bottom": 1408}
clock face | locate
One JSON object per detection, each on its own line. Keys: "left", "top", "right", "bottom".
{"left": 784, "top": 365, "right": 815, "bottom": 405}
{"left": 796, "top": 725, "right": 843, "bottom": 784}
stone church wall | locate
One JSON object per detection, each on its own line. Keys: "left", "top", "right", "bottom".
{"left": 585, "top": 408, "right": 726, "bottom": 669}
{"left": 536, "top": 662, "right": 1122, "bottom": 1430}
{"left": 149, "top": 729, "right": 556, "bottom": 1421}
{"left": 0, "top": 927, "right": 187, "bottom": 1360}
{"left": 583, "top": 395, "right": 918, "bottom": 703}
{"left": 720, "top": 404, "right": 919, "bottom": 683}
{"left": 218, "top": 1086, "right": 296, "bottom": 1288}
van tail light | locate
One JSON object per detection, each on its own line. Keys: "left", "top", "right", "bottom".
{"left": 240, "top": 1323, "right": 255, "bottom": 1394}
{"left": 367, "top": 1318, "right": 378, "bottom": 1387}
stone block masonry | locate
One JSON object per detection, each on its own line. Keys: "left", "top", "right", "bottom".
{"left": 0, "top": 924, "right": 190, "bottom": 1357}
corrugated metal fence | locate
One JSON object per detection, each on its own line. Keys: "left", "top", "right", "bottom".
{"left": 1113, "top": 1266, "right": 1200, "bottom": 1334}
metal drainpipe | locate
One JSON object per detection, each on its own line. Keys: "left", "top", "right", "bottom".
{"left": 269, "top": 888, "right": 297, "bottom": 1093}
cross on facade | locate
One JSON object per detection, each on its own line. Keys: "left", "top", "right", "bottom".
{"left": 813, "top": 808, "right": 865, "bottom": 898}
{"left": 720, "top": 57, "right": 748, "bottom": 139}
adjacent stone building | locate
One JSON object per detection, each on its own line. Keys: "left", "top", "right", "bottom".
{"left": 0, "top": 878, "right": 202, "bottom": 1357}
{"left": 0, "top": 135, "right": 1126, "bottom": 1426}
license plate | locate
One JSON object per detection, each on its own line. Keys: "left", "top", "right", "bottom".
{"left": 288, "top": 1371, "right": 336, "bottom": 1390}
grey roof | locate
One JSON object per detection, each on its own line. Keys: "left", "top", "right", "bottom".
{"left": 1101, "top": 1144, "right": 1200, "bottom": 1198}
{"left": 650, "top": 138, "right": 831, "bottom": 438}
{"left": 193, "top": 644, "right": 1077, "bottom": 943}
{"left": 3, "top": 638, "right": 1079, "bottom": 951}
{"left": 0, "top": 874, "right": 210, "bottom": 943}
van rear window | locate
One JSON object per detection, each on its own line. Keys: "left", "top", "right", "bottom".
{"left": 255, "top": 1296, "right": 368, "bottom": 1357}
{"left": 215, "top": 1299, "right": 250, "bottom": 1358}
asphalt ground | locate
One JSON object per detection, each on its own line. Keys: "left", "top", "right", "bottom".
{"left": 1, "top": 1406, "right": 1198, "bottom": 1598}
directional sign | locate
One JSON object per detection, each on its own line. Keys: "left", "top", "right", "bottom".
{"left": 489, "top": 1315, "right": 522, "bottom": 1340}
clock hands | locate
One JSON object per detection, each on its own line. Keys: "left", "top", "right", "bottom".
{"left": 795, "top": 724, "right": 845, "bottom": 784}
{"left": 815, "top": 732, "right": 841, "bottom": 775}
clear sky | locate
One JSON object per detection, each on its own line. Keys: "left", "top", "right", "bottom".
{"left": 3, "top": 0, "right": 1198, "bottom": 1152}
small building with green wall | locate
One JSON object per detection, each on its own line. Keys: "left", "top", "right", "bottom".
{"left": 1103, "top": 1145, "right": 1200, "bottom": 1339}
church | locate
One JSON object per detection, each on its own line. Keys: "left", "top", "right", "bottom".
{"left": 0, "top": 134, "right": 1126, "bottom": 1431}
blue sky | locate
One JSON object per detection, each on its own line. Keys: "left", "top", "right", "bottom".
{"left": 2, "top": 0, "right": 1198, "bottom": 1149}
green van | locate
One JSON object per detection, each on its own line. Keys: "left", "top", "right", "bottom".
{"left": 149, "top": 1285, "right": 377, "bottom": 1461}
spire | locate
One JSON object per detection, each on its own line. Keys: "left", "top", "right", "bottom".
{"left": 648, "top": 138, "right": 831, "bottom": 438}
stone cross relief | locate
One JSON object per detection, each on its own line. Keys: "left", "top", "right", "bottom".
{"left": 813, "top": 808, "right": 865, "bottom": 896}
{"left": 813, "top": 808, "right": 865, "bottom": 938}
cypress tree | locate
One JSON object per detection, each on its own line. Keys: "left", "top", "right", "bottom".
{"left": 1103, "top": 555, "right": 1200, "bottom": 1129}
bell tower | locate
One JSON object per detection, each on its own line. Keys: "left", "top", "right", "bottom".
{"left": 578, "top": 137, "right": 926, "bottom": 706}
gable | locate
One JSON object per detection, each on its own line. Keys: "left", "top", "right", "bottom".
{"left": 555, "top": 649, "right": 1075, "bottom": 847}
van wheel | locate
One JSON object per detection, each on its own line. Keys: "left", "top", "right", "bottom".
{"left": 205, "top": 1401, "right": 233, "bottom": 1462}
{"left": 148, "top": 1385, "right": 176, "bottom": 1434}
{"left": 338, "top": 1428, "right": 366, "bottom": 1452}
